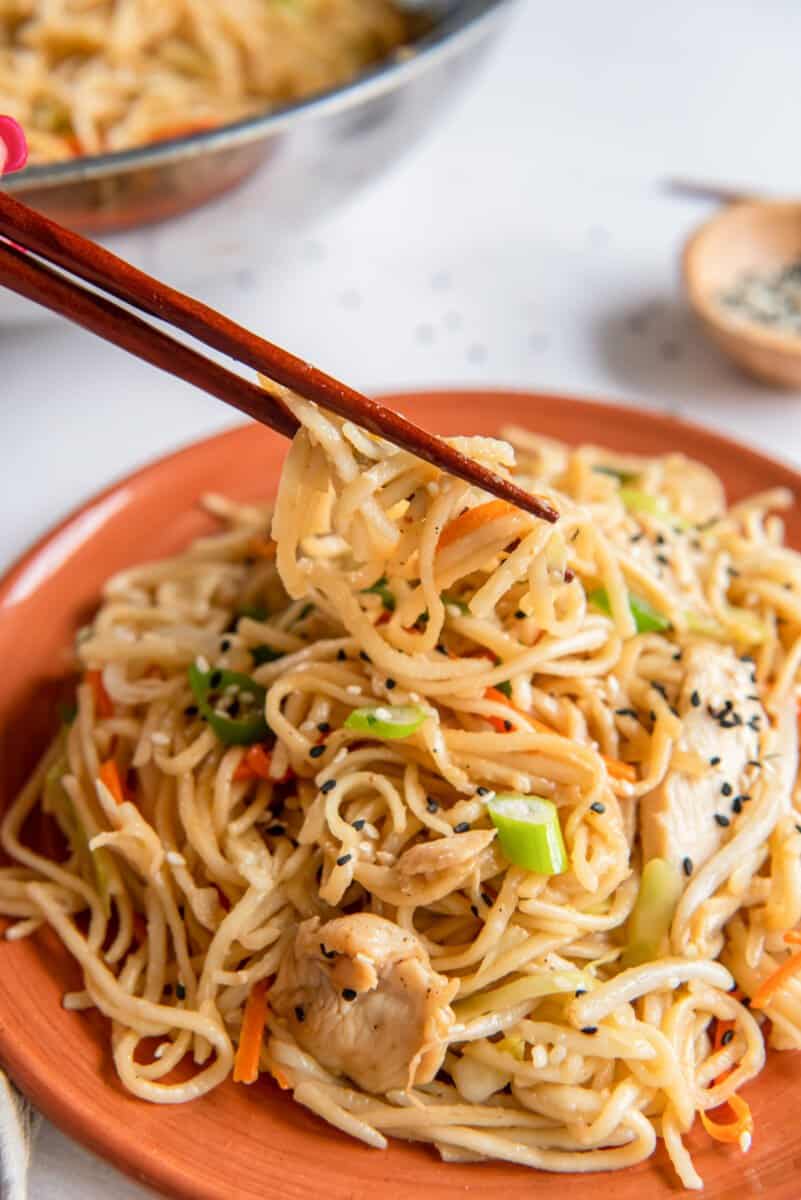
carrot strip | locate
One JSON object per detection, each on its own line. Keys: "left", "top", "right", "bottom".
{"left": 482, "top": 686, "right": 638, "bottom": 781}
{"left": 783, "top": 930, "right": 801, "bottom": 945}
{"left": 85, "top": 669, "right": 113, "bottom": 718}
{"left": 233, "top": 979, "right": 269, "bottom": 1084}
{"left": 700, "top": 1092, "right": 753, "bottom": 1150}
{"left": 272, "top": 1066, "right": 291, "bottom": 1090}
{"left": 438, "top": 500, "right": 517, "bottom": 550}
{"left": 233, "top": 744, "right": 273, "bottom": 782}
{"left": 751, "top": 946, "right": 801, "bottom": 1010}
{"left": 99, "top": 759, "right": 126, "bottom": 806}
{"left": 248, "top": 536, "right": 277, "bottom": 560}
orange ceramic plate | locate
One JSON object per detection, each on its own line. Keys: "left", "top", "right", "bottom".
{"left": 1, "top": 390, "right": 800, "bottom": 1200}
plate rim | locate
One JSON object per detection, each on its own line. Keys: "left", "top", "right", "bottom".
{"left": 2, "top": 387, "right": 801, "bottom": 1200}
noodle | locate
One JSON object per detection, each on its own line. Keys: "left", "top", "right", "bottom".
{"left": 0, "top": 0, "right": 413, "bottom": 165}
{"left": 3, "top": 390, "right": 801, "bottom": 1188}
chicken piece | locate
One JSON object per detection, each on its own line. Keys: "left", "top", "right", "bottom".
{"left": 271, "top": 913, "right": 458, "bottom": 1094}
{"left": 640, "top": 643, "right": 763, "bottom": 873}
{"left": 397, "top": 829, "right": 495, "bottom": 877}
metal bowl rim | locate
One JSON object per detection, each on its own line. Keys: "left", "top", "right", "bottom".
{"left": 3, "top": 0, "right": 513, "bottom": 191}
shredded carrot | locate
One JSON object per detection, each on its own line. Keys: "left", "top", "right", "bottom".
{"left": 233, "top": 979, "right": 269, "bottom": 1084}
{"left": 99, "top": 759, "right": 126, "bottom": 806}
{"left": 233, "top": 744, "right": 274, "bottom": 782}
{"left": 482, "top": 685, "right": 637, "bottom": 781}
{"left": 272, "top": 1066, "right": 291, "bottom": 1090}
{"left": 85, "top": 669, "right": 113, "bottom": 718}
{"left": 248, "top": 535, "right": 277, "bottom": 560}
{"left": 602, "top": 756, "right": 637, "bottom": 783}
{"left": 700, "top": 1092, "right": 753, "bottom": 1149}
{"left": 751, "top": 943, "right": 801, "bottom": 1010}
{"left": 784, "top": 929, "right": 801, "bottom": 945}
{"left": 438, "top": 500, "right": 517, "bottom": 551}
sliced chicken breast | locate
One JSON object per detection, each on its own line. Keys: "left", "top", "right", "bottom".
{"left": 271, "top": 913, "right": 457, "bottom": 1093}
{"left": 640, "top": 643, "right": 763, "bottom": 874}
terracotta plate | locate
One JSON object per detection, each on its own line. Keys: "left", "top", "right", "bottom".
{"left": 2, "top": 391, "right": 801, "bottom": 1200}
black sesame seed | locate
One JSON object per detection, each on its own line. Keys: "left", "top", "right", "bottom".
{"left": 683, "top": 857, "right": 693, "bottom": 876}
{"left": 481, "top": 892, "right": 494, "bottom": 907}
{"left": 615, "top": 707, "right": 638, "bottom": 718}
{"left": 337, "top": 649, "right": 347, "bottom": 661}
{"left": 470, "top": 905, "right": 479, "bottom": 918}
{"left": 220, "top": 638, "right": 232, "bottom": 651}
{"left": 656, "top": 533, "right": 666, "bottom": 546}
{"left": 721, "top": 782, "right": 733, "bottom": 797}
{"left": 320, "top": 943, "right": 336, "bottom": 959}
{"left": 317, "top": 722, "right": 331, "bottom": 734}
{"left": 386, "top": 679, "right": 396, "bottom": 690}
{"left": 630, "top": 532, "right": 644, "bottom": 543}
{"left": 184, "top": 705, "right": 198, "bottom": 717}
{"left": 295, "top": 1005, "right": 305, "bottom": 1022}
{"left": 359, "top": 651, "right": 371, "bottom": 663}
{"left": 673, "top": 650, "right": 683, "bottom": 661}
{"left": 581, "top": 1026, "right": 598, "bottom": 1035}
{"left": 176, "top": 983, "right": 186, "bottom": 1000}
{"left": 590, "top": 801, "right": 606, "bottom": 814}
{"left": 321, "top": 779, "right": 336, "bottom": 794}
{"left": 795, "top": 824, "right": 801, "bottom": 835}
{"left": 477, "top": 787, "right": 490, "bottom": 797}
{"left": 336, "top": 853, "right": 352, "bottom": 866}
{"left": 426, "top": 798, "right": 440, "bottom": 813}
{"left": 656, "top": 553, "right": 669, "bottom": 566}
{"left": 710, "top": 756, "right": 721, "bottom": 766}
{"left": 342, "top": 988, "right": 357, "bottom": 1001}
{"left": 690, "top": 690, "right": 701, "bottom": 708}
{"left": 515, "top": 610, "right": 526, "bottom": 619}
{"left": 309, "top": 745, "right": 325, "bottom": 759}
{"left": 209, "top": 670, "right": 223, "bottom": 688}
{"left": 575, "top": 988, "right": 587, "bottom": 997}
{"left": 454, "top": 821, "right": 470, "bottom": 833}
{"left": 721, "top": 1029, "right": 735, "bottom": 1046}
{"left": 266, "top": 824, "right": 285, "bottom": 836}
{"left": 714, "top": 813, "right": 730, "bottom": 827}
{"left": 352, "top": 818, "right": 366, "bottom": 831}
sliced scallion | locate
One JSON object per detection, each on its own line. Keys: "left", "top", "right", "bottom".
{"left": 344, "top": 704, "right": 428, "bottom": 740}
{"left": 589, "top": 587, "right": 670, "bottom": 634}
{"left": 487, "top": 794, "right": 567, "bottom": 875}
{"left": 621, "top": 857, "right": 683, "bottom": 968}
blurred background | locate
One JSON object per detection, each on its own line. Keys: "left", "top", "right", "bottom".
{"left": 2, "top": 3, "right": 801, "bottom": 1189}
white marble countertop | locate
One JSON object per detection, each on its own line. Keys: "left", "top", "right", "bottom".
{"left": 3, "top": 1, "right": 801, "bottom": 1195}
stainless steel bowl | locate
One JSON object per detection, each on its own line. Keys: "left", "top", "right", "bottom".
{"left": 1, "top": 0, "right": 513, "bottom": 238}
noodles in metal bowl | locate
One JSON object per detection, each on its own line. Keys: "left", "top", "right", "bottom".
{"left": 1, "top": 390, "right": 801, "bottom": 1200}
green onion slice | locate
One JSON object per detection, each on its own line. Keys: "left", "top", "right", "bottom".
{"left": 440, "top": 592, "right": 470, "bottom": 615}
{"left": 589, "top": 587, "right": 670, "bottom": 634}
{"left": 45, "top": 759, "right": 112, "bottom": 917}
{"left": 187, "top": 663, "right": 269, "bottom": 746}
{"left": 592, "top": 465, "right": 638, "bottom": 484}
{"left": 344, "top": 704, "right": 428, "bottom": 740}
{"left": 621, "top": 857, "right": 683, "bottom": 968}
{"left": 250, "top": 644, "right": 284, "bottom": 666}
{"left": 361, "top": 576, "right": 396, "bottom": 612}
{"left": 487, "top": 794, "right": 568, "bottom": 875}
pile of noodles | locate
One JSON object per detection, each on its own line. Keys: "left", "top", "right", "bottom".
{"left": 3, "top": 388, "right": 801, "bottom": 1191}
{"left": 0, "top": 0, "right": 412, "bottom": 164}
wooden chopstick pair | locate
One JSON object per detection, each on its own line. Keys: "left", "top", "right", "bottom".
{"left": 0, "top": 192, "right": 557, "bottom": 524}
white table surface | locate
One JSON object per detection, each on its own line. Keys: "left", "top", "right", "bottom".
{"left": 3, "top": 1, "right": 801, "bottom": 1196}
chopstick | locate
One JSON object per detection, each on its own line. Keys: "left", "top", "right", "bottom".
{"left": 0, "top": 192, "right": 558, "bottom": 524}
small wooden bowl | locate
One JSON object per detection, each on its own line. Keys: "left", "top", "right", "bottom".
{"left": 683, "top": 200, "right": 801, "bottom": 388}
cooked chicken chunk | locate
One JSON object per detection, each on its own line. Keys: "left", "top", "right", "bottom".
{"left": 640, "top": 643, "right": 763, "bottom": 873}
{"left": 271, "top": 913, "right": 458, "bottom": 1093}
{"left": 397, "top": 829, "right": 495, "bottom": 877}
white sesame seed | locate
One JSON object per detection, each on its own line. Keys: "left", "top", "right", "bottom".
{"left": 166, "top": 851, "right": 186, "bottom": 866}
{"left": 153, "top": 1043, "right": 168, "bottom": 1060}
{"left": 150, "top": 732, "right": 170, "bottom": 746}
{"left": 346, "top": 685, "right": 362, "bottom": 696}
{"left": 195, "top": 655, "right": 210, "bottom": 673}
{"left": 333, "top": 748, "right": 348, "bottom": 765}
